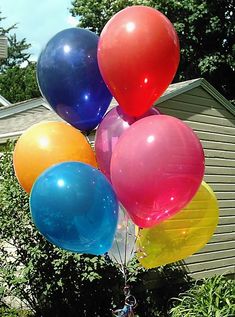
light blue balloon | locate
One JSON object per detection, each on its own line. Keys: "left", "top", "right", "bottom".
{"left": 30, "top": 162, "right": 119, "bottom": 255}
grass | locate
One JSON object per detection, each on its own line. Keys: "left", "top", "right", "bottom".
{"left": 170, "top": 275, "right": 235, "bottom": 317}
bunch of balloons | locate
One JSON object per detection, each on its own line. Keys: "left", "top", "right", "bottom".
{"left": 13, "top": 5, "right": 219, "bottom": 275}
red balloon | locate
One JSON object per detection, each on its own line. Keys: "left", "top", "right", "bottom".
{"left": 110, "top": 115, "right": 205, "bottom": 228}
{"left": 98, "top": 6, "right": 180, "bottom": 117}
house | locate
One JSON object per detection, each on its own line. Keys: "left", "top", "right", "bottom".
{"left": 0, "top": 35, "right": 8, "bottom": 59}
{"left": 0, "top": 78, "right": 234, "bottom": 279}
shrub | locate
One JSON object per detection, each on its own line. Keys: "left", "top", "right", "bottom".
{"left": 0, "top": 306, "right": 33, "bottom": 317}
{"left": 170, "top": 275, "right": 235, "bottom": 317}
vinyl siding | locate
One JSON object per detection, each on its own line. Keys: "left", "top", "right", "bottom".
{"left": 0, "top": 36, "right": 8, "bottom": 59}
{"left": 156, "top": 87, "right": 235, "bottom": 279}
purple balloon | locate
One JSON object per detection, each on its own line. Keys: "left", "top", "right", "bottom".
{"left": 95, "top": 105, "right": 160, "bottom": 180}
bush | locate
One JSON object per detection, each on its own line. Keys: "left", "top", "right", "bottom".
{"left": 0, "top": 306, "right": 33, "bottom": 317}
{"left": 0, "top": 143, "right": 191, "bottom": 316}
{"left": 170, "top": 275, "right": 235, "bottom": 317}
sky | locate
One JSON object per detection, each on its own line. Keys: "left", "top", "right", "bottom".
{"left": 0, "top": 0, "right": 79, "bottom": 61}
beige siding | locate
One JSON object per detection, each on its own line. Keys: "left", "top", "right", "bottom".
{"left": 156, "top": 87, "right": 235, "bottom": 279}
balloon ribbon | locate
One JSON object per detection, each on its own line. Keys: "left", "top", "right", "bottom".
{"left": 112, "top": 286, "right": 136, "bottom": 317}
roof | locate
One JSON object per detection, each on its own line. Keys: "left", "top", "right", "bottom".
{"left": 0, "top": 95, "right": 11, "bottom": 107}
{"left": 0, "top": 78, "right": 234, "bottom": 143}
{"left": 0, "top": 104, "right": 61, "bottom": 144}
{"left": 156, "top": 78, "right": 235, "bottom": 116}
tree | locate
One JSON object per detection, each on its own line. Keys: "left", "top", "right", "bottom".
{"left": 0, "top": 62, "right": 40, "bottom": 103}
{"left": 70, "top": 0, "right": 235, "bottom": 103}
{"left": 0, "top": 13, "right": 30, "bottom": 72}
{"left": 0, "top": 12, "right": 40, "bottom": 103}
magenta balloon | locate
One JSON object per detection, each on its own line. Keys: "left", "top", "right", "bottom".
{"left": 110, "top": 115, "right": 205, "bottom": 228}
{"left": 95, "top": 106, "right": 159, "bottom": 180}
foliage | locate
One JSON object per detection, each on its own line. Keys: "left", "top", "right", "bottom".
{"left": 0, "top": 12, "right": 40, "bottom": 103}
{"left": 0, "top": 62, "right": 40, "bottom": 103}
{"left": 0, "top": 13, "right": 30, "bottom": 72}
{"left": 170, "top": 275, "right": 235, "bottom": 317}
{"left": 0, "top": 307, "right": 33, "bottom": 317}
{"left": 131, "top": 263, "right": 192, "bottom": 317}
{"left": 70, "top": 0, "right": 235, "bottom": 104}
{"left": 0, "top": 143, "right": 191, "bottom": 316}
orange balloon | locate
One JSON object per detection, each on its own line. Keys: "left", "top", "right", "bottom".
{"left": 13, "top": 121, "right": 97, "bottom": 193}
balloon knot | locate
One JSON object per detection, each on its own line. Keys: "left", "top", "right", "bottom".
{"left": 112, "top": 285, "right": 136, "bottom": 316}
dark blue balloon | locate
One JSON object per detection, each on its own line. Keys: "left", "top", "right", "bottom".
{"left": 30, "top": 162, "right": 119, "bottom": 255}
{"left": 37, "top": 28, "right": 112, "bottom": 132}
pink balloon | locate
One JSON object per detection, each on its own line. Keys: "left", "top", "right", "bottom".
{"left": 95, "top": 106, "right": 159, "bottom": 180}
{"left": 110, "top": 115, "right": 205, "bottom": 228}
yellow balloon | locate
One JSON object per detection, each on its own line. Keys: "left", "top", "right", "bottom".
{"left": 13, "top": 121, "right": 97, "bottom": 193}
{"left": 136, "top": 181, "right": 219, "bottom": 268}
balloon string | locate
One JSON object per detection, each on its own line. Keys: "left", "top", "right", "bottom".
{"left": 129, "top": 228, "right": 138, "bottom": 267}
{"left": 115, "top": 238, "right": 123, "bottom": 266}
{"left": 112, "top": 218, "right": 138, "bottom": 316}
{"left": 123, "top": 215, "right": 131, "bottom": 285}
{"left": 110, "top": 251, "right": 122, "bottom": 271}
{"left": 115, "top": 239, "right": 126, "bottom": 274}
{"left": 112, "top": 285, "right": 137, "bottom": 316}
{"left": 124, "top": 215, "right": 128, "bottom": 272}
{"left": 113, "top": 234, "right": 128, "bottom": 286}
